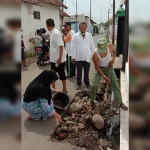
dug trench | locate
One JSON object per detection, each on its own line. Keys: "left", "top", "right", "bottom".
{"left": 51, "top": 80, "right": 120, "bottom": 150}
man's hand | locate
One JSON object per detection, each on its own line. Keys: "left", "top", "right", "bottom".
{"left": 71, "top": 59, "right": 75, "bottom": 64}
{"left": 109, "top": 59, "right": 115, "bottom": 68}
{"left": 104, "top": 76, "right": 110, "bottom": 83}
{"left": 57, "top": 57, "right": 62, "bottom": 66}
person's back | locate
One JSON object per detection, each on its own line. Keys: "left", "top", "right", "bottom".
{"left": 33, "top": 35, "right": 42, "bottom": 48}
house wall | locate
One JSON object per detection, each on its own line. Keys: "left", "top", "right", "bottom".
{"left": 21, "top": 2, "right": 60, "bottom": 51}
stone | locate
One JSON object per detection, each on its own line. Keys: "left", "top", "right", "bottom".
{"left": 74, "top": 112, "right": 78, "bottom": 116}
{"left": 78, "top": 123, "right": 84, "bottom": 130}
{"left": 98, "top": 139, "right": 112, "bottom": 148}
{"left": 72, "top": 113, "right": 75, "bottom": 119}
{"left": 84, "top": 104, "right": 93, "bottom": 110}
{"left": 92, "top": 114, "right": 104, "bottom": 130}
{"left": 77, "top": 99, "right": 84, "bottom": 106}
{"left": 58, "top": 133, "right": 68, "bottom": 140}
{"left": 98, "top": 146, "right": 104, "bottom": 150}
{"left": 61, "top": 126, "right": 68, "bottom": 132}
{"left": 71, "top": 126, "right": 78, "bottom": 133}
{"left": 81, "top": 110, "right": 87, "bottom": 114}
{"left": 56, "top": 127, "right": 62, "bottom": 135}
{"left": 84, "top": 114, "right": 90, "bottom": 120}
{"left": 68, "top": 102, "right": 82, "bottom": 114}
{"left": 74, "top": 116, "right": 79, "bottom": 122}
{"left": 91, "top": 110, "right": 99, "bottom": 114}
{"left": 65, "top": 121, "right": 75, "bottom": 126}
{"left": 93, "top": 134, "right": 99, "bottom": 140}
{"left": 81, "top": 148, "right": 86, "bottom": 150}
{"left": 63, "top": 117, "right": 70, "bottom": 121}
{"left": 75, "top": 95, "right": 80, "bottom": 102}
{"left": 82, "top": 96, "right": 88, "bottom": 101}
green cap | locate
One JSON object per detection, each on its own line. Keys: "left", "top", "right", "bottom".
{"left": 97, "top": 38, "right": 108, "bottom": 53}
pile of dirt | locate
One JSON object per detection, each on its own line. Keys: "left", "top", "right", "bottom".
{"left": 51, "top": 83, "right": 120, "bottom": 150}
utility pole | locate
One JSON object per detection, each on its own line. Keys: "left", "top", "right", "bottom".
{"left": 100, "top": 9, "right": 102, "bottom": 23}
{"left": 112, "top": 0, "right": 115, "bottom": 45}
{"left": 122, "top": 0, "right": 129, "bottom": 71}
{"left": 61, "top": 0, "right": 64, "bottom": 26}
{"left": 75, "top": 0, "right": 78, "bottom": 33}
{"left": 90, "top": 0, "right": 91, "bottom": 20}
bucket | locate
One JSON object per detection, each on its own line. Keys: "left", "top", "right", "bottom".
{"left": 53, "top": 92, "right": 69, "bottom": 110}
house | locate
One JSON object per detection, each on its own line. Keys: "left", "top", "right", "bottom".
{"left": 99, "top": 22, "right": 105, "bottom": 34}
{"left": 64, "top": 14, "right": 93, "bottom": 34}
{"left": 21, "top": 0, "right": 67, "bottom": 51}
{"left": 59, "top": 9, "right": 70, "bottom": 29}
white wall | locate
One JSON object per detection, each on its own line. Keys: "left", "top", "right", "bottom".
{"left": 21, "top": 2, "right": 60, "bottom": 51}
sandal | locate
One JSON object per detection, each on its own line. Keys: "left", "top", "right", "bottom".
{"left": 87, "top": 101, "right": 94, "bottom": 106}
{"left": 62, "top": 89, "right": 68, "bottom": 93}
{"left": 119, "top": 103, "right": 128, "bottom": 111}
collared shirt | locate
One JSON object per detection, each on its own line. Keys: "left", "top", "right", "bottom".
{"left": 71, "top": 32, "right": 95, "bottom": 62}
{"left": 50, "top": 28, "right": 66, "bottom": 63}
{"left": 64, "top": 29, "right": 75, "bottom": 56}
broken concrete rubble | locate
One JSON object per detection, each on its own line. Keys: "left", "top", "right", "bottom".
{"left": 92, "top": 114, "right": 104, "bottom": 130}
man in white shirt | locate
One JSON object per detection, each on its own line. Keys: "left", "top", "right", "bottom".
{"left": 64, "top": 22, "right": 75, "bottom": 78}
{"left": 71, "top": 22, "right": 95, "bottom": 90}
{"left": 46, "top": 19, "right": 67, "bottom": 93}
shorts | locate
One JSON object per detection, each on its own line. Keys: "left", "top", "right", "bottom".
{"left": 51, "top": 62, "right": 67, "bottom": 80}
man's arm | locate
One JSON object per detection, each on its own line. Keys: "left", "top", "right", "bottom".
{"left": 109, "top": 44, "right": 116, "bottom": 67}
{"left": 71, "top": 34, "right": 77, "bottom": 64}
{"left": 93, "top": 52, "right": 110, "bottom": 82}
{"left": 90, "top": 34, "right": 96, "bottom": 56}
{"left": 64, "top": 33, "right": 71, "bottom": 43}
{"left": 54, "top": 33, "right": 64, "bottom": 65}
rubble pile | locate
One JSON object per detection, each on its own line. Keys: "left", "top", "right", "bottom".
{"left": 51, "top": 83, "right": 120, "bottom": 150}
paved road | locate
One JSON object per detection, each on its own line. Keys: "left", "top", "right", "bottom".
{"left": 22, "top": 34, "right": 106, "bottom": 150}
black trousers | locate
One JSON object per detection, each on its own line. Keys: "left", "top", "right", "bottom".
{"left": 66, "top": 54, "right": 76, "bottom": 78}
{"left": 76, "top": 61, "right": 90, "bottom": 86}
{"left": 51, "top": 62, "right": 67, "bottom": 80}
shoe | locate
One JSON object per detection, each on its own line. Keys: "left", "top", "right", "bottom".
{"left": 85, "top": 85, "right": 91, "bottom": 88}
{"left": 67, "top": 76, "right": 73, "bottom": 79}
{"left": 76, "top": 85, "right": 81, "bottom": 90}
{"left": 119, "top": 103, "right": 128, "bottom": 111}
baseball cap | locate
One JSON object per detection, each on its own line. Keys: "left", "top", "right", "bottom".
{"left": 97, "top": 38, "right": 108, "bottom": 53}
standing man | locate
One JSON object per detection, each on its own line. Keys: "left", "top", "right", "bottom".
{"left": 71, "top": 22, "right": 95, "bottom": 90}
{"left": 21, "top": 31, "right": 29, "bottom": 67}
{"left": 64, "top": 22, "right": 76, "bottom": 78}
{"left": 46, "top": 18, "right": 67, "bottom": 93}
{"left": 89, "top": 38, "right": 128, "bottom": 111}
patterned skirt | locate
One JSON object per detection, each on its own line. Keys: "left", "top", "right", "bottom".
{"left": 22, "top": 98, "right": 55, "bottom": 121}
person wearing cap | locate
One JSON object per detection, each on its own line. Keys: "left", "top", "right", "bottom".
{"left": 89, "top": 38, "right": 128, "bottom": 111}
{"left": 64, "top": 22, "right": 76, "bottom": 78}
{"left": 71, "top": 22, "right": 95, "bottom": 90}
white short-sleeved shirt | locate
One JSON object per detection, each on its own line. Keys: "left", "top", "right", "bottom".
{"left": 71, "top": 32, "right": 95, "bottom": 62}
{"left": 65, "top": 29, "right": 75, "bottom": 56}
{"left": 50, "top": 28, "right": 66, "bottom": 63}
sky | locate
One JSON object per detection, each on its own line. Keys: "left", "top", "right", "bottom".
{"left": 64, "top": 0, "right": 150, "bottom": 24}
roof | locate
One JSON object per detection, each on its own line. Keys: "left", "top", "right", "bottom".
{"left": 22, "top": 0, "right": 41, "bottom": 6}
{"left": 59, "top": 10, "right": 70, "bottom": 17}
{"left": 90, "top": 19, "right": 97, "bottom": 25}
{"left": 22, "top": 0, "right": 67, "bottom": 8}
{"left": 40, "top": 0, "right": 67, "bottom": 9}
{"left": 64, "top": 14, "right": 86, "bottom": 23}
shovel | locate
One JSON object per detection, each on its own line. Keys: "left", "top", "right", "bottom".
{"left": 104, "top": 67, "right": 111, "bottom": 102}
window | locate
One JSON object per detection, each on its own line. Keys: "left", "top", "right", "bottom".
{"left": 33, "top": 11, "right": 40, "bottom": 20}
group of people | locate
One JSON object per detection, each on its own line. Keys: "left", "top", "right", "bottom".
{"left": 22, "top": 18, "right": 128, "bottom": 123}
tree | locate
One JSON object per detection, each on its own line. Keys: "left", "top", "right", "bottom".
{"left": 104, "top": 21, "right": 110, "bottom": 27}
